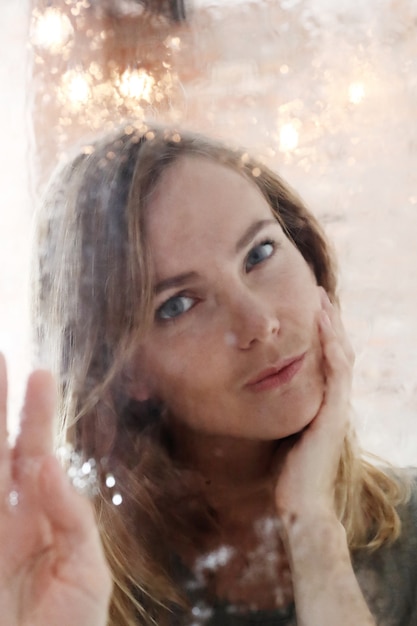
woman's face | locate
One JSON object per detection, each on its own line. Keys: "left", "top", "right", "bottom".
{"left": 134, "top": 156, "right": 325, "bottom": 442}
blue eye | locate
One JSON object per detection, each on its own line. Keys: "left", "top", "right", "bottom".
{"left": 156, "top": 295, "right": 195, "bottom": 320}
{"left": 245, "top": 240, "right": 275, "bottom": 271}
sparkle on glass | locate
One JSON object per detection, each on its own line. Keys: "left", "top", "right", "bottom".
{"left": 57, "top": 444, "right": 99, "bottom": 498}
{"left": 112, "top": 493, "right": 123, "bottom": 506}
{"left": 165, "top": 36, "right": 181, "bottom": 51}
{"left": 81, "top": 461, "right": 92, "bottom": 475}
{"left": 8, "top": 490, "right": 19, "bottom": 507}
{"left": 106, "top": 474, "right": 116, "bottom": 488}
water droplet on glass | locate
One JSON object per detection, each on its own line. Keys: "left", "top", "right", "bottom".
{"left": 112, "top": 493, "right": 123, "bottom": 506}
{"left": 8, "top": 490, "right": 19, "bottom": 508}
{"left": 224, "top": 331, "right": 237, "bottom": 346}
{"left": 105, "top": 473, "right": 116, "bottom": 488}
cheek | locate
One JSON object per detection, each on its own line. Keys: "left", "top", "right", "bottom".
{"left": 296, "top": 275, "right": 321, "bottom": 332}
{"left": 143, "top": 335, "right": 216, "bottom": 400}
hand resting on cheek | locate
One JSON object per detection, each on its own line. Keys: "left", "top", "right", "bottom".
{"left": 273, "top": 289, "right": 375, "bottom": 626}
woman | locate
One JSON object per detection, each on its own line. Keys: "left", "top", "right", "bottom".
{"left": 1, "top": 125, "right": 416, "bottom": 625}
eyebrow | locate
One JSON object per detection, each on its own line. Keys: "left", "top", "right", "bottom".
{"left": 154, "top": 271, "right": 199, "bottom": 295}
{"left": 154, "top": 218, "right": 278, "bottom": 296}
{"left": 235, "top": 218, "right": 278, "bottom": 253}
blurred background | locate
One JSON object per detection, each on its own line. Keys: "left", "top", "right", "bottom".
{"left": 1, "top": 0, "right": 417, "bottom": 464}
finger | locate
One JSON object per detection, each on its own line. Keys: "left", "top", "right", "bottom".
{"left": 39, "top": 455, "right": 102, "bottom": 548}
{"left": 15, "top": 370, "right": 57, "bottom": 460}
{"left": 319, "top": 288, "right": 354, "bottom": 364}
{"left": 0, "top": 353, "right": 8, "bottom": 442}
{"left": 319, "top": 288, "right": 344, "bottom": 335}
{"left": 0, "top": 353, "right": 11, "bottom": 492}
{"left": 39, "top": 456, "right": 113, "bottom": 607}
{"left": 318, "top": 311, "right": 352, "bottom": 430}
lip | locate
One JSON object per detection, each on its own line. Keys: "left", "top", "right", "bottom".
{"left": 245, "top": 353, "right": 306, "bottom": 392}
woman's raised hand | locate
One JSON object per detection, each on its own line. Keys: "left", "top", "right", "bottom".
{"left": 0, "top": 354, "right": 112, "bottom": 626}
{"left": 274, "top": 287, "right": 354, "bottom": 520}
{"left": 273, "top": 291, "right": 376, "bottom": 626}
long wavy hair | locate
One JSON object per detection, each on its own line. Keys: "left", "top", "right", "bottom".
{"left": 33, "top": 124, "right": 407, "bottom": 626}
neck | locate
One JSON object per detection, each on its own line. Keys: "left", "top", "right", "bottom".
{"left": 167, "top": 418, "right": 278, "bottom": 516}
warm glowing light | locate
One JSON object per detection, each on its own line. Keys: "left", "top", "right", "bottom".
{"left": 31, "top": 8, "right": 74, "bottom": 53}
{"left": 118, "top": 69, "right": 155, "bottom": 103}
{"left": 349, "top": 82, "right": 365, "bottom": 104}
{"left": 279, "top": 122, "right": 299, "bottom": 152}
{"left": 61, "top": 71, "right": 91, "bottom": 106}
{"left": 165, "top": 36, "right": 182, "bottom": 51}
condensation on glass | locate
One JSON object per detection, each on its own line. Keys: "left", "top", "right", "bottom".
{"left": 28, "top": 0, "right": 417, "bottom": 466}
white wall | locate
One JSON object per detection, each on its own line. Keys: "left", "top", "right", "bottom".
{"left": 0, "top": 0, "right": 32, "bottom": 432}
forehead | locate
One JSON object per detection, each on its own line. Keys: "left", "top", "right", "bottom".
{"left": 145, "top": 156, "right": 275, "bottom": 272}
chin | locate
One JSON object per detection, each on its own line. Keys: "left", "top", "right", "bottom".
{"left": 282, "top": 384, "right": 325, "bottom": 438}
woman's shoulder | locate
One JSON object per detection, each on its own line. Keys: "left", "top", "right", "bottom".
{"left": 384, "top": 465, "right": 417, "bottom": 528}
{"left": 353, "top": 465, "right": 417, "bottom": 626}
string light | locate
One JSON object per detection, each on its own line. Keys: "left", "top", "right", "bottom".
{"left": 31, "top": 8, "right": 74, "bottom": 53}
{"left": 279, "top": 122, "right": 299, "bottom": 152}
{"left": 60, "top": 70, "right": 91, "bottom": 107}
{"left": 118, "top": 69, "right": 155, "bottom": 103}
{"left": 348, "top": 82, "right": 365, "bottom": 105}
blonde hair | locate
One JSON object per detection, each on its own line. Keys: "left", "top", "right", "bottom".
{"left": 33, "top": 125, "right": 408, "bottom": 625}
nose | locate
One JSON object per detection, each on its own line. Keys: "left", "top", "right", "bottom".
{"left": 223, "top": 287, "right": 280, "bottom": 350}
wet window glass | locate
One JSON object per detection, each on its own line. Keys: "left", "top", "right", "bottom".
{"left": 1, "top": 1, "right": 417, "bottom": 625}
{"left": 21, "top": 0, "right": 417, "bottom": 463}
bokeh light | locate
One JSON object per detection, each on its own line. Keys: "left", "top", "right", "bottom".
{"left": 349, "top": 82, "right": 366, "bottom": 105}
{"left": 279, "top": 122, "right": 300, "bottom": 153}
{"left": 118, "top": 69, "right": 155, "bottom": 102}
{"left": 60, "top": 70, "right": 91, "bottom": 107}
{"left": 31, "top": 8, "right": 74, "bottom": 53}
